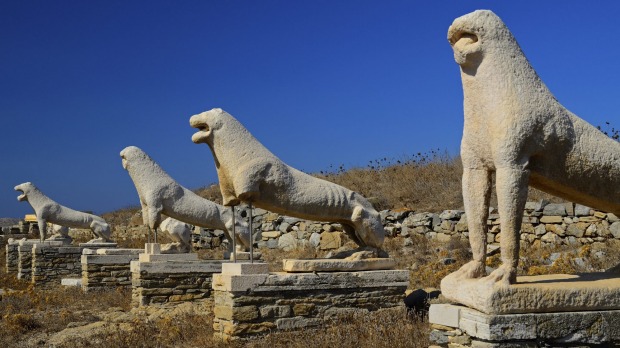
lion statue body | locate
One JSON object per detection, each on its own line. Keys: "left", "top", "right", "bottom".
{"left": 189, "top": 108, "right": 385, "bottom": 249}
{"left": 159, "top": 217, "right": 192, "bottom": 253}
{"left": 445, "top": 10, "right": 620, "bottom": 285}
{"left": 46, "top": 224, "right": 73, "bottom": 244}
{"left": 14, "top": 182, "right": 112, "bottom": 243}
{"left": 120, "top": 146, "right": 251, "bottom": 250}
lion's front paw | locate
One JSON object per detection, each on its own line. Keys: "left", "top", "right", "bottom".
{"left": 484, "top": 264, "right": 517, "bottom": 286}
{"left": 452, "top": 260, "right": 486, "bottom": 279}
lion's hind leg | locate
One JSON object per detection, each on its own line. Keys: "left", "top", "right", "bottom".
{"left": 90, "top": 220, "right": 113, "bottom": 243}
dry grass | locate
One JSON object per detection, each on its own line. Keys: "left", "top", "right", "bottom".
{"left": 245, "top": 308, "right": 429, "bottom": 348}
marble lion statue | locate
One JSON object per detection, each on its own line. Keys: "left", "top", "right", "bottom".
{"left": 46, "top": 224, "right": 73, "bottom": 244}
{"left": 14, "top": 182, "right": 112, "bottom": 243}
{"left": 120, "top": 146, "right": 251, "bottom": 251}
{"left": 446, "top": 10, "right": 620, "bottom": 285}
{"left": 159, "top": 217, "right": 192, "bottom": 253}
{"left": 189, "top": 108, "right": 385, "bottom": 251}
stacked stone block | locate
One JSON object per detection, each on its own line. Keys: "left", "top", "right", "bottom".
{"left": 5, "top": 241, "right": 19, "bottom": 273}
{"left": 81, "top": 249, "right": 141, "bottom": 291}
{"left": 31, "top": 244, "right": 85, "bottom": 286}
{"left": 212, "top": 264, "right": 409, "bottom": 341}
{"left": 131, "top": 260, "right": 224, "bottom": 307}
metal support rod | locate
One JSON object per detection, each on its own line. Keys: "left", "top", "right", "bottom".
{"left": 231, "top": 206, "right": 237, "bottom": 263}
{"left": 154, "top": 227, "right": 158, "bottom": 244}
{"left": 147, "top": 226, "right": 151, "bottom": 244}
{"left": 249, "top": 202, "right": 254, "bottom": 264}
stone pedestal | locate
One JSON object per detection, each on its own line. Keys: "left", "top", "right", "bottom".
{"left": 429, "top": 303, "right": 620, "bottom": 346}
{"left": 81, "top": 248, "right": 143, "bottom": 291}
{"left": 212, "top": 262, "right": 409, "bottom": 341}
{"left": 16, "top": 240, "right": 65, "bottom": 280}
{"left": 79, "top": 242, "right": 118, "bottom": 248}
{"left": 6, "top": 240, "right": 20, "bottom": 274}
{"left": 32, "top": 244, "right": 85, "bottom": 286}
{"left": 430, "top": 272, "right": 620, "bottom": 346}
{"left": 130, "top": 244, "right": 226, "bottom": 307}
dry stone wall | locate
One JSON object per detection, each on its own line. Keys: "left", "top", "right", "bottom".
{"left": 5, "top": 242, "right": 19, "bottom": 273}
{"left": 32, "top": 245, "right": 85, "bottom": 286}
{"left": 192, "top": 202, "right": 620, "bottom": 251}
{"left": 81, "top": 252, "right": 140, "bottom": 291}
{"left": 130, "top": 260, "right": 224, "bottom": 307}
{"left": 212, "top": 269, "right": 409, "bottom": 341}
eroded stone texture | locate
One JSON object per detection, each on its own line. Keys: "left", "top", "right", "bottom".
{"left": 446, "top": 10, "right": 620, "bottom": 285}
{"left": 189, "top": 109, "right": 385, "bottom": 250}
{"left": 130, "top": 259, "right": 225, "bottom": 307}
{"left": 32, "top": 244, "right": 86, "bottom": 287}
{"left": 81, "top": 250, "right": 142, "bottom": 291}
{"left": 120, "top": 146, "right": 251, "bottom": 250}
{"left": 159, "top": 217, "right": 191, "bottom": 254}
{"left": 429, "top": 303, "right": 620, "bottom": 345}
{"left": 14, "top": 182, "right": 112, "bottom": 243}
{"left": 441, "top": 272, "right": 620, "bottom": 315}
{"left": 282, "top": 258, "right": 396, "bottom": 272}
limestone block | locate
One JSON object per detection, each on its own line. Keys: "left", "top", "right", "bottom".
{"left": 611, "top": 222, "right": 620, "bottom": 239}
{"left": 277, "top": 233, "right": 297, "bottom": 251}
{"left": 221, "top": 262, "right": 269, "bottom": 275}
{"left": 319, "top": 231, "right": 342, "bottom": 250}
{"left": 429, "top": 303, "right": 461, "bottom": 328}
{"left": 594, "top": 211, "right": 608, "bottom": 219}
{"left": 458, "top": 306, "right": 620, "bottom": 343}
{"left": 441, "top": 272, "right": 620, "bottom": 314}
{"left": 275, "top": 317, "right": 322, "bottom": 330}
{"left": 540, "top": 216, "right": 563, "bottom": 224}
{"left": 138, "top": 253, "right": 198, "bottom": 262}
{"left": 542, "top": 204, "right": 567, "bottom": 217}
{"left": 260, "top": 305, "right": 292, "bottom": 319}
{"left": 545, "top": 224, "right": 565, "bottom": 237}
{"left": 566, "top": 223, "right": 586, "bottom": 238}
{"left": 261, "top": 231, "right": 281, "bottom": 239}
{"left": 282, "top": 258, "right": 396, "bottom": 272}
{"left": 575, "top": 204, "right": 593, "bottom": 216}
{"left": 61, "top": 278, "right": 82, "bottom": 286}
{"left": 309, "top": 232, "right": 321, "bottom": 248}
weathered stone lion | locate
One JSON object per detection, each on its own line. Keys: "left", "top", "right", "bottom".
{"left": 189, "top": 108, "right": 385, "bottom": 249}
{"left": 446, "top": 10, "right": 620, "bottom": 285}
{"left": 120, "top": 146, "right": 251, "bottom": 251}
{"left": 159, "top": 217, "right": 192, "bottom": 253}
{"left": 14, "top": 182, "right": 112, "bottom": 243}
{"left": 46, "top": 224, "right": 73, "bottom": 244}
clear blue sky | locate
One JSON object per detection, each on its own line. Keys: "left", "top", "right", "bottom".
{"left": 2, "top": 1, "right": 619, "bottom": 218}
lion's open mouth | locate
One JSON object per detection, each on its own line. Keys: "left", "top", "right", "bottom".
{"left": 189, "top": 115, "right": 211, "bottom": 144}
{"left": 16, "top": 191, "right": 25, "bottom": 201}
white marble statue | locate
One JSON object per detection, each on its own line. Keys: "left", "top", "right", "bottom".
{"left": 120, "top": 146, "right": 251, "bottom": 251}
{"left": 189, "top": 108, "right": 385, "bottom": 250}
{"left": 14, "top": 182, "right": 112, "bottom": 243}
{"left": 159, "top": 217, "right": 192, "bottom": 253}
{"left": 446, "top": 10, "right": 620, "bottom": 285}
{"left": 46, "top": 224, "right": 73, "bottom": 244}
